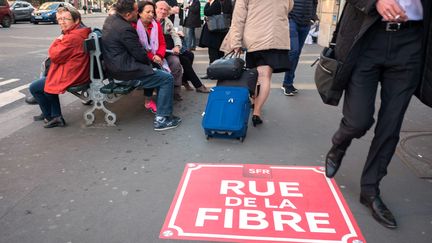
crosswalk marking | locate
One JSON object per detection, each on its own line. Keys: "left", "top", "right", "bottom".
{"left": 0, "top": 83, "right": 30, "bottom": 108}
{"left": 0, "top": 78, "right": 20, "bottom": 87}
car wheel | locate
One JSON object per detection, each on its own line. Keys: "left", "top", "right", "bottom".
{"left": 2, "top": 16, "right": 12, "bottom": 28}
{"left": 13, "top": 15, "right": 17, "bottom": 24}
{"left": 33, "top": 21, "right": 38, "bottom": 24}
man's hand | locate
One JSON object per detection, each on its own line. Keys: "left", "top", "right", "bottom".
{"left": 172, "top": 46, "right": 181, "bottom": 55}
{"left": 376, "top": 0, "right": 408, "bottom": 22}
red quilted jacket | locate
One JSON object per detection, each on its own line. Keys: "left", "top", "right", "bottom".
{"left": 44, "top": 25, "right": 91, "bottom": 94}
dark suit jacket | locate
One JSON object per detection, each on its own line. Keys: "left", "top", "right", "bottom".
{"left": 101, "top": 14, "right": 153, "bottom": 80}
{"left": 184, "top": 0, "right": 202, "bottom": 28}
{"left": 333, "top": 0, "right": 431, "bottom": 97}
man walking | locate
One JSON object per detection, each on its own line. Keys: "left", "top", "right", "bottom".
{"left": 325, "top": 0, "right": 431, "bottom": 229}
{"left": 101, "top": 0, "right": 181, "bottom": 131}
{"left": 281, "top": 0, "right": 318, "bottom": 96}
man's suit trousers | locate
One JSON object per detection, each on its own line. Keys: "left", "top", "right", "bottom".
{"left": 332, "top": 21, "right": 424, "bottom": 196}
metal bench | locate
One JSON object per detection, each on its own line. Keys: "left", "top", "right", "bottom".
{"left": 66, "top": 29, "right": 136, "bottom": 126}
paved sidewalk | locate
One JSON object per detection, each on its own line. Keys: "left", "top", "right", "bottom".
{"left": 0, "top": 44, "right": 431, "bottom": 243}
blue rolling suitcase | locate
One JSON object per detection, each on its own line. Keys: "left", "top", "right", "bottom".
{"left": 202, "top": 86, "right": 251, "bottom": 142}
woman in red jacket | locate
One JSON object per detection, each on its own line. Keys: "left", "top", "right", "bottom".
{"left": 135, "top": 1, "right": 169, "bottom": 114}
{"left": 29, "top": 6, "right": 91, "bottom": 128}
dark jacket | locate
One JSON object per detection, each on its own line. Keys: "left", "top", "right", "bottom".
{"left": 199, "top": 0, "right": 232, "bottom": 49}
{"left": 333, "top": 0, "right": 431, "bottom": 98}
{"left": 183, "top": 0, "right": 202, "bottom": 28}
{"left": 289, "top": 0, "right": 318, "bottom": 26}
{"left": 417, "top": 0, "right": 432, "bottom": 107}
{"left": 101, "top": 14, "right": 153, "bottom": 80}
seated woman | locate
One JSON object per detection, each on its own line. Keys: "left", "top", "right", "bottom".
{"left": 29, "top": 6, "right": 91, "bottom": 128}
{"left": 136, "top": 1, "right": 181, "bottom": 113}
{"left": 155, "top": 1, "right": 209, "bottom": 93}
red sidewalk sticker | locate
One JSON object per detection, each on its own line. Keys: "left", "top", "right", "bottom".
{"left": 160, "top": 163, "right": 366, "bottom": 243}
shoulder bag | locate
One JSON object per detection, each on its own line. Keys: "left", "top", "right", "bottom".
{"left": 313, "top": 5, "right": 346, "bottom": 106}
{"left": 206, "top": 2, "right": 231, "bottom": 32}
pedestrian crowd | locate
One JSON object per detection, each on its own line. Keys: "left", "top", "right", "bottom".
{"left": 25, "top": 0, "right": 431, "bottom": 231}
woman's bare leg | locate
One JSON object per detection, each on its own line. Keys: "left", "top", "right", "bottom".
{"left": 253, "top": 65, "right": 273, "bottom": 117}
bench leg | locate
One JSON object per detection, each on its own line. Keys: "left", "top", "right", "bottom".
{"left": 85, "top": 83, "right": 118, "bottom": 126}
{"left": 83, "top": 100, "right": 117, "bottom": 126}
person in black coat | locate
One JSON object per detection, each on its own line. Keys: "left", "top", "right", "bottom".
{"left": 199, "top": 0, "right": 232, "bottom": 76}
{"left": 324, "top": 0, "right": 431, "bottom": 229}
{"left": 101, "top": 0, "right": 181, "bottom": 131}
{"left": 183, "top": 0, "right": 202, "bottom": 51}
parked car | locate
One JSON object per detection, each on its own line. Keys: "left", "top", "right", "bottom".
{"left": 9, "top": 1, "right": 34, "bottom": 23}
{"left": 0, "top": 0, "right": 13, "bottom": 28}
{"left": 31, "top": 1, "right": 74, "bottom": 24}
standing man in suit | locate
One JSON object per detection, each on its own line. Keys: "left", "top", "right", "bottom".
{"left": 281, "top": 0, "right": 318, "bottom": 96}
{"left": 183, "top": 0, "right": 202, "bottom": 51}
{"left": 325, "top": 0, "right": 431, "bottom": 229}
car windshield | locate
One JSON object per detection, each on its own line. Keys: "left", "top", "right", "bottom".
{"left": 38, "top": 2, "right": 59, "bottom": 10}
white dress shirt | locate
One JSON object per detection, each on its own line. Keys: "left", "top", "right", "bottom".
{"left": 397, "top": 0, "right": 423, "bottom": 20}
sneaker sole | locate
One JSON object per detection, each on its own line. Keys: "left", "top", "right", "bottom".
{"left": 154, "top": 123, "right": 180, "bottom": 131}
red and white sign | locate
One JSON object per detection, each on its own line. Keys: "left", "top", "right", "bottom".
{"left": 160, "top": 163, "right": 365, "bottom": 243}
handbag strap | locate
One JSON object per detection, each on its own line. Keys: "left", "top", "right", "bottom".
{"left": 329, "top": 3, "right": 347, "bottom": 47}
{"left": 222, "top": 50, "right": 241, "bottom": 59}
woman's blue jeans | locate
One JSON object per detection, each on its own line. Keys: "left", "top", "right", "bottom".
{"left": 29, "top": 77, "right": 62, "bottom": 119}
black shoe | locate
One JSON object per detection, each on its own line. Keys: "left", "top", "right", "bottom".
{"left": 360, "top": 194, "right": 398, "bottom": 229}
{"left": 325, "top": 145, "right": 346, "bottom": 178}
{"left": 33, "top": 113, "right": 45, "bottom": 121}
{"left": 81, "top": 100, "right": 93, "bottom": 106}
{"left": 251, "top": 115, "right": 263, "bottom": 127}
{"left": 43, "top": 116, "right": 66, "bottom": 128}
{"left": 25, "top": 96, "right": 38, "bottom": 105}
{"left": 154, "top": 116, "right": 182, "bottom": 131}
{"left": 281, "top": 85, "right": 298, "bottom": 96}
{"left": 173, "top": 93, "right": 183, "bottom": 101}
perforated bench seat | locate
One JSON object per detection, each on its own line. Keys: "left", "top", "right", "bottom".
{"left": 66, "top": 82, "right": 90, "bottom": 92}
{"left": 100, "top": 82, "right": 135, "bottom": 95}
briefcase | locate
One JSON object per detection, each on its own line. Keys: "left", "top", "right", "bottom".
{"left": 217, "top": 68, "right": 258, "bottom": 96}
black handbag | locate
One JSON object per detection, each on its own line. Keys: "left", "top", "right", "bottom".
{"left": 40, "top": 57, "right": 51, "bottom": 78}
{"left": 313, "top": 5, "right": 345, "bottom": 106}
{"left": 207, "top": 14, "right": 231, "bottom": 32}
{"left": 207, "top": 51, "right": 245, "bottom": 80}
{"left": 206, "top": 2, "right": 231, "bottom": 32}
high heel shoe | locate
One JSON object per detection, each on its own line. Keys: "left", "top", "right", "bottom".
{"left": 252, "top": 115, "right": 263, "bottom": 127}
